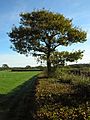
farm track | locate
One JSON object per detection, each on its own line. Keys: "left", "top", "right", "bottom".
{"left": 0, "top": 75, "right": 38, "bottom": 120}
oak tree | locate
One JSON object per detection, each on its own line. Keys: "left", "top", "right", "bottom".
{"left": 48, "top": 50, "right": 84, "bottom": 67}
{"left": 8, "top": 10, "right": 87, "bottom": 76}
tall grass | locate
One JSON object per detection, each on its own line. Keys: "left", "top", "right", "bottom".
{"left": 54, "top": 68, "right": 90, "bottom": 85}
{"left": 35, "top": 70, "right": 90, "bottom": 120}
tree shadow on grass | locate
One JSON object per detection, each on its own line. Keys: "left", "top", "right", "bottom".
{"left": 0, "top": 76, "right": 38, "bottom": 120}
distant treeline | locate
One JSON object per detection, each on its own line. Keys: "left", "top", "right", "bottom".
{"left": 0, "top": 63, "right": 90, "bottom": 72}
{"left": 0, "top": 66, "right": 46, "bottom": 71}
{"left": 11, "top": 69, "right": 43, "bottom": 72}
{"left": 68, "top": 63, "right": 90, "bottom": 68}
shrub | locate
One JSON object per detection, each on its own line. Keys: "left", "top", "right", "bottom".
{"left": 35, "top": 77, "right": 90, "bottom": 120}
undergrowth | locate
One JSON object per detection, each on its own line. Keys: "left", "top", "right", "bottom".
{"left": 34, "top": 69, "right": 90, "bottom": 120}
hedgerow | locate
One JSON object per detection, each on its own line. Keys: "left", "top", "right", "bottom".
{"left": 34, "top": 71, "right": 90, "bottom": 120}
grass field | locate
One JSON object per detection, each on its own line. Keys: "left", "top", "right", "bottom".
{"left": 0, "top": 71, "right": 40, "bottom": 94}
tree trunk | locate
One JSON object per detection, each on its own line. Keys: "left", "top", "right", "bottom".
{"left": 47, "top": 52, "right": 51, "bottom": 77}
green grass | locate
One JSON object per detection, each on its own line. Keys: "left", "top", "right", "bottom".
{"left": 0, "top": 71, "right": 40, "bottom": 94}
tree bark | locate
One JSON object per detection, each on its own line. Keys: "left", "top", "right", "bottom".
{"left": 47, "top": 52, "right": 51, "bottom": 77}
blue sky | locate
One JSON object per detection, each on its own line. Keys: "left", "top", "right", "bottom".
{"left": 0, "top": 0, "right": 90, "bottom": 67}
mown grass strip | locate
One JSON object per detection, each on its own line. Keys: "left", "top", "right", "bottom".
{"left": 6, "top": 75, "right": 39, "bottom": 120}
{"left": 0, "top": 75, "right": 39, "bottom": 120}
{"left": 0, "top": 71, "right": 40, "bottom": 94}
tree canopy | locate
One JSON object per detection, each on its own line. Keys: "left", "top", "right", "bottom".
{"left": 39, "top": 50, "right": 84, "bottom": 67}
{"left": 8, "top": 10, "right": 87, "bottom": 76}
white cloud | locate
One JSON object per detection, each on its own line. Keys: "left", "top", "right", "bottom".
{"left": 0, "top": 51, "right": 90, "bottom": 68}
{"left": 78, "top": 51, "right": 90, "bottom": 63}
{"left": 68, "top": 50, "right": 90, "bottom": 65}
{"left": 0, "top": 53, "right": 40, "bottom": 67}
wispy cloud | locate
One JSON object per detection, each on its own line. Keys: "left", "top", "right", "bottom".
{"left": 78, "top": 51, "right": 90, "bottom": 64}
{"left": 0, "top": 53, "right": 40, "bottom": 67}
